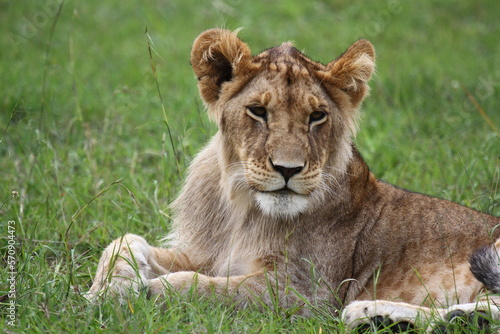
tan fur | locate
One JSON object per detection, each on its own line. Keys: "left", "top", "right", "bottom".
{"left": 89, "top": 29, "right": 500, "bottom": 329}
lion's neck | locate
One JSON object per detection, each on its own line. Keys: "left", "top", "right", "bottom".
{"left": 169, "top": 138, "right": 375, "bottom": 274}
{"left": 345, "top": 145, "right": 376, "bottom": 208}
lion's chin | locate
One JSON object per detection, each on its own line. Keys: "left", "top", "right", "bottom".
{"left": 255, "top": 191, "right": 309, "bottom": 219}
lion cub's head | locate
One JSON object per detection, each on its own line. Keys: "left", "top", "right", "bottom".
{"left": 190, "top": 29, "right": 375, "bottom": 218}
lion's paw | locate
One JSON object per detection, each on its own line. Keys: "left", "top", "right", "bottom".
{"left": 342, "top": 300, "right": 442, "bottom": 332}
{"left": 343, "top": 300, "right": 500, "bottom": 333}
{"left": 86, "top": 272, "right": 149, "bottom": 303}
{"left": 430, "top": 303, "right": 500, "bottom": 332}
{"left": 87, "top": 234, "right": 156, "bottom": 302}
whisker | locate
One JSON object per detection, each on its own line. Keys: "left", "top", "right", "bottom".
{"left": 323, "top": 165, "right": 351, "bottom": 177}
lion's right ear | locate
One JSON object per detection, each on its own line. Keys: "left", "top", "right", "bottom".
{"left": 190, "top": 29, "right": 252, "bottom": 105}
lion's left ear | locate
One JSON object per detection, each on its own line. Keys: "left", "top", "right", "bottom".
{"left": 320, "top": 39, "right": 376, "bottom": 107}
{"left": 190, "top": 29, "right": 253, "bottom": 106}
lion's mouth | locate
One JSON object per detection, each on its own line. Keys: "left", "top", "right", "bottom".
{"left": 258, "top": 187, "right": 297, "bottom": 196}
{"left": 274, "top": 188, "right": 296, "bottom": 196}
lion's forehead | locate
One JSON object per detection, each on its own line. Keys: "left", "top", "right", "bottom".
{"left": 246, "top": 76, "right": 326, "bottom": 113}
{"left": 252, "top": 43, "right": 324, "bottom": 79}
{"left": 228, "top": 43, "right": 330, "bottom": 112}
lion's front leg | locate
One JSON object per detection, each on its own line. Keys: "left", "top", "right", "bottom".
{"left": 147, "top": 269, "right": 305, "bottom": 313}
{"left": 88, "top": 234, "right": 194, "bottom": 300}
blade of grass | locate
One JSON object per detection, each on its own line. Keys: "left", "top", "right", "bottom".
{"left": 40, "top": 0, "right": 65, "bottom": 131}
{"left": 145, "top": 28, "right": 182, "bottom": 176}
{"left": 461, "top": 84, "right": 500, "bottom": 137}
{"left": 0, "top": 104, "right": 19, "bottom": 144}
{"left": 64, "top": 178, "right": 124, "bottom": 251}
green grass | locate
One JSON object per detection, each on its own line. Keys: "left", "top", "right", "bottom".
{"left": 1, "top": 0, "right": 499, "bottom": 332}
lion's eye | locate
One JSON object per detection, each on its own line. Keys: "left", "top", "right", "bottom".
{"left": 247, "top": 106, "right": 267, "bottom": 121}
{"left": 309, "top": 111, "right": 327, "bottom": 124}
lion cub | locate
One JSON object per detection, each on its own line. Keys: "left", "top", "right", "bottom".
{"left": 89, "top": 29, "right": 500, "bottom": 332}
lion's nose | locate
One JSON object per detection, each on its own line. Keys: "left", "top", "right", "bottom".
{"left": 270, "top": 160, "right": 303, "bottom": 183}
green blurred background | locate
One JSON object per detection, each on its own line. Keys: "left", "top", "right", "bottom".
{"left": 1, "top": 0, "right": 499, "bottom": 332}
